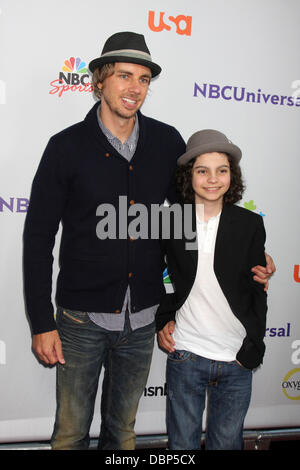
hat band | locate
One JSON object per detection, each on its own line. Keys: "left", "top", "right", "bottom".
{"left": 101, "top": 49, "right": 153, "bottom": 62}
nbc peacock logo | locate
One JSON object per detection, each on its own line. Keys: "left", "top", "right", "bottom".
{"left": 49, "top": 56, "right": 93, "bottom": 98}
{"left": 62, "top": 57, "right": 89, "bottom": 75}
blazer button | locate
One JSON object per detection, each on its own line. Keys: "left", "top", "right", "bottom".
{"left": 129, "top": 199, "right": 135, "bottom": 205}
{"left": 129, "top": 236, "right": 134, "bottom": 242}
{"left": 105, "top": 152, "right": 110, "bottom": 158}
{"left": 128, "top": 272, "right": 133, "bottom": 278}
{"left": 115, "top": 309, "right": 120, "bottom": 314}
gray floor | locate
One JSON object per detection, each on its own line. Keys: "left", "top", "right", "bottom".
{"left": 0, "top": 428, "right": 299, "bottom": 450}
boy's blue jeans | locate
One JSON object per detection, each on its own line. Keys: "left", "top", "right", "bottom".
{"left": 51, "top": 307, "right": 155, "bottom": 450}
{"left": 166, "top": 350, "right": 252, "bottom": 450}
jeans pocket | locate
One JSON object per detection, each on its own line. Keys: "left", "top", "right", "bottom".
{"left": 235, "top": 360, "right": 251, "bottom": 372}
{"left": 168, "top": 349, "right": 192, "bottom": 363}
{"left": 61, "top": 308, "right": 90, "bottom": 324}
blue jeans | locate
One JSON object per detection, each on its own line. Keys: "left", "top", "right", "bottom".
{"left": 51, "top": 307, "right": 155, "bottom": 450}
{"left": 166, "top": 350, "right": 252, "bottom": 450}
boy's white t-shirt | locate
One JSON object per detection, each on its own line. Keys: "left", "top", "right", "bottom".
{"left": 172, "top": 212, "right": 246, "bottom": 362}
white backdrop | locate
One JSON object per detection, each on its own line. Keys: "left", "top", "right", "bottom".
{"left": 0, "top": 0, "right": 300, "bottom": 443}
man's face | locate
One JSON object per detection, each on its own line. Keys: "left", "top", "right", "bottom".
{"left": 98, "top": 62, "right": 151, "bottom": 120}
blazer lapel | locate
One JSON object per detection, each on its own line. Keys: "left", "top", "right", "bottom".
{"left": 180, "top": 203, "right": 239, "bottom": 273}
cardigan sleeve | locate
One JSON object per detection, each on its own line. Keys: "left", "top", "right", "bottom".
{"left": 23, "top": 136, "right": 70, "bottom": 334}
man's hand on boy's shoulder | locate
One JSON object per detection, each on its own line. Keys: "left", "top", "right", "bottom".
{"left": 252, "top": 252, "right": 276, "bottom": 291}
{"left": 158, "top": 321, "right": 176, "bottom": 353}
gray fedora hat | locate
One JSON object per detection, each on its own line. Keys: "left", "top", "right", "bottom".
{"left": 178, "top": 129, "right": 242, "bottom": 166}
{"left": 89, "top": 31, "right": 161, "bottom": 77}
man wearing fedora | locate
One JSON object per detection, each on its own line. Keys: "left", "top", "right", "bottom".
{"left": 23, "top": 31, "right": 274, "bottom": 450}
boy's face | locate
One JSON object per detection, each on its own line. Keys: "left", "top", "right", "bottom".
{"left": 192, "top": 152, "right": 231, "bottom": 205}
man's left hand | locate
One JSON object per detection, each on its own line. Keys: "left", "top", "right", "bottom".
{"left": 252, "top": 252, "right": 276, "bottom": 291}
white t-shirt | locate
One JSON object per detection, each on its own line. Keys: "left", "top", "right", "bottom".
{"left": 172, "top": 212, "right": 246, "bottom": 362}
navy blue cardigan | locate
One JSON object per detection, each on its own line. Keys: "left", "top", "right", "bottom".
{"left": 23, "top": 102, "right": 185, "bottom": 334}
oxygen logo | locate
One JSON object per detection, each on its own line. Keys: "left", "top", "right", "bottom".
{"left": 49, "top": 56, "right": 93, "bottom": 98}
{"left": 148, "top": 11, "right": 192, "bottom": 36}
{"left": 282, "top": 368, "right": 300, "bottom": 401}
{"left": 282, "top": 341, "right": 300, "bottom": 400}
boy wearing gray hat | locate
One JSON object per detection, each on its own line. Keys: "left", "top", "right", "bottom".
{"left": 156, "top": 130, "right": 268, "bottom": 450}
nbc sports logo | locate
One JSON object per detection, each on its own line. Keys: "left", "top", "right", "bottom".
{"left": 62, "top": 57, "right": 89, "bottom": 74}
{"left": 49, "top": 56, "right": 93, "bottom": 98}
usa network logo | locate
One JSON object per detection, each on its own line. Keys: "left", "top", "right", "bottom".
{"left": 148, "top": 10, "right": 192, "bottom": 36}
{"left": 49, "top": 56, "right": 93, "bottom": 98}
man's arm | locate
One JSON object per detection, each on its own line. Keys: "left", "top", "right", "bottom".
{"left": 23, "top": 136, "right": 69, "bottom": 335}
{"left": 158, "top": 320, "right": 176, "bottom": 353}
{"left": 252, "top": 252, "right": 276, "bottom": 291}
{"left": 32, "top": 330, "right": 65, "bottom": 365}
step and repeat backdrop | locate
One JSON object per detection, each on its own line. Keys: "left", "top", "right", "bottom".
{"left": 0, "top": 0, "right": 299, "bottom": 442}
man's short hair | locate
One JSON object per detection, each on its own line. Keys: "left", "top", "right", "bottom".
{"left": 92, "top": 63, "right": 115, "bottom": 100}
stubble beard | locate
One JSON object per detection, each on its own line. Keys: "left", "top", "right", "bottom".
{"left": 102, "top": 94, "right": 139, "bottom": 121}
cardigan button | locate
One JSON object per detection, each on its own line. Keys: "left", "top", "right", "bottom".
{"left": 128, "top": 272, "right": 133, "bottom": 278}
{"left": 105, "top": 152, "right": 110, "bottom": 158}
{"left": 129, "top": 165, "right": 133, "bottom": 171}
{"left": 115, "top": 309, "right": 120, "bottom": 314}
{"left": 129, "top": 199, "right": 135, "bottom": 205}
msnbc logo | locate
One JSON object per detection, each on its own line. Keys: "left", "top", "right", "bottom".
{"left": 49, "top": 56, "right": 93, "bottom": 97}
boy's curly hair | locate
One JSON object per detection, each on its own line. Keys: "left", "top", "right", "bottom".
{"left": 176, "top": 153, "right": 245, "bottom": 205}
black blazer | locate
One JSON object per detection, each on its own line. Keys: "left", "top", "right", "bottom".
{"left": 156, "top": 203, "right": 268, "bottom": 370}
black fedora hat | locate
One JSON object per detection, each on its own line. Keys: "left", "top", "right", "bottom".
{"left": 89, "top": 31, "right": 162, "bottom": 77}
